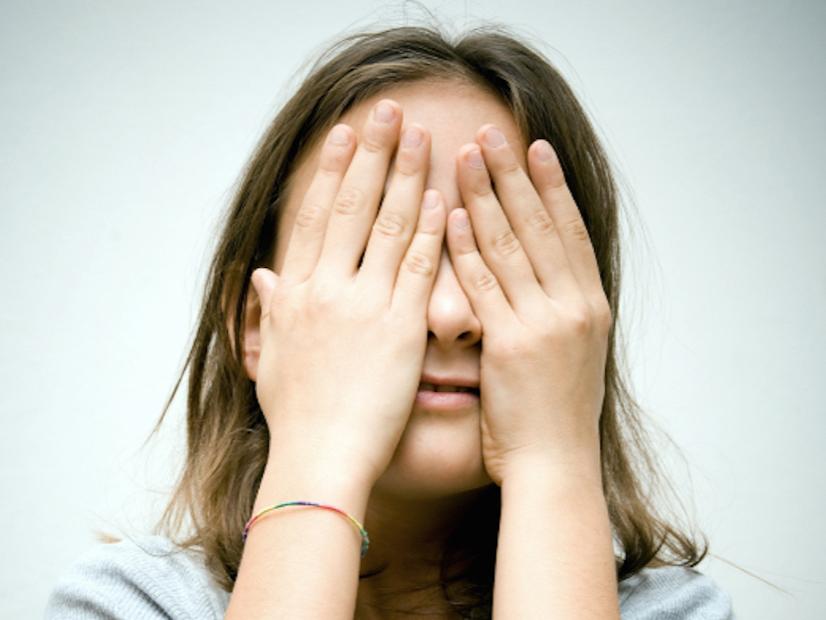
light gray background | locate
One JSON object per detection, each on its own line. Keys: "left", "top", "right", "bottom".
{"left": 2, "top": 1, "right": 823, "bottom": 617}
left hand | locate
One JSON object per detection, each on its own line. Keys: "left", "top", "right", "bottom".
{"left": 446, "top": 124, "right": 614, "bottom": 487}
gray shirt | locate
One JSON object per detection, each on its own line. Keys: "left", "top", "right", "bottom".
{"left": 44, "top": 534, "right": 734, "bottom": 618}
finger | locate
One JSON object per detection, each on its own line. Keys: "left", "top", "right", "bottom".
{"left": 390, "top": 190, "right": 446, "bottom": 313}
{"left": 455, "top": 143, "right": 546, "bottom": 314}
{"left": 279, "top": 123, "right": 356, "bottom": 284}
{"left": 445, "top": 207, "right": 513, "bottom": 327}
{"left": 359, "top": 123, "right": 431, "bottom": 294}
{"left": 316, "top": 99, "right": 402, "bottom": 280}
{"left": 527, "top": 139, "right": 605, "bottom": 305}
{"left": 476, "top": 124, "right": 581, "bottom": 302}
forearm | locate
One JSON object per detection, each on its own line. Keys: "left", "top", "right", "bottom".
{"left": 225, "top": 454, "right": 372, "bottom": 619}
{"left": 493, "top": 455, "right": 620, "bottom": 619}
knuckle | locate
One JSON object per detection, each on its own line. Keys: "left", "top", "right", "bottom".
{"left": 360, "top": 132, "right": 388, "bottom": 154}
{"left": 333, "top": 186, "right": 365, "bottom": 215}
{"left": 540, "top": 169, "right": 568, "bottom": 193}
{"left": 393, "top": 162, "right": 419, "bottom": 179}
{"left": 403, "top": 251, "right": 435, "bottom": 277}
{"left": 415, "top": 221, "right": 442, "bottom": 239}
{"left": 471, "top": 181, "right": 493, "bottom": 197}
{"left": 473, "top": 270, "right": 500, "bottom": 293}
{"left": 492, "top": 228, "right": 522, "bottom": 257}
{"left": 526, "top": 208, "right": 556, "bottom": 236}
{"left": 498, "top": 159, "right": 522, "bottom": 177}
{"left": 566, "top": 306, "right": 593, "bottom": 334}
{"left": 319, "top": 150, "right": 350, "bottom": 173}
{"left": 393, "top": 149, "right": 421, "bottom": 177}
{"left": 294, "top": 202, "right": 326, "bottom": 230}
{"left": 563, "top": 217, "right": 590, "bottom": 243}
{"left": 372, "top": 210, "right": 408, "bottom": 239}
{"left": 309, "top": 283, "right": 338, "bottom": 310}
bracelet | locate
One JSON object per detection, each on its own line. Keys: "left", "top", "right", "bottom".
{"left": 242, "top": 500, "right": 370, "bottom": 558}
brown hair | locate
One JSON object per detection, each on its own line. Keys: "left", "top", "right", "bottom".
{"left": 100, "top": 21, "right": 712, "bottom": 618}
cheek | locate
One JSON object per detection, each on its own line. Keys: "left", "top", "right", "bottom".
{"left": 272, "top": 159, "right": 317, "bottom": 271}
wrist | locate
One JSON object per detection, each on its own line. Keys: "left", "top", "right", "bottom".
{"left": 500, "top": 449, "right": 603, "bottom": 493}
{"left": 255, "top": 454, "right": 374, "bottom": 520}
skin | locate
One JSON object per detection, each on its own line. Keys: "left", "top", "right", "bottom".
{"left": 244, "top": 79, "right": 615, "bottom": 616}
{"left": 275, "top": 79, "right": 524, "bottom": 490}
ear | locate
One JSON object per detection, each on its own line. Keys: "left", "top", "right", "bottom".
{"left": 225, "top": 280, "right": 262, "bottom": 383}
{"left": 240, "top": 284, "right": 262, "bottom": 382}
{"left": 227, "top": 268, "right": 278, "bottom": 383}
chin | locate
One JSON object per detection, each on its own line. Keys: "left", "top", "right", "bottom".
{"left": 371, "top": 406, "right": 493, "bottom": 500}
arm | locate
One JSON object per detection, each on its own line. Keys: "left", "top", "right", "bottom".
{"left": 229, "top": 99, "right": 441, "bottom": 619}
{"left": 224, "top": 452, "right": 372, "bottom": 620}
{"left": 444, "top": 123, "right": 621, "bottom": 618}
{"left": 493, "top": 456, "right": 620, "bottom": 620}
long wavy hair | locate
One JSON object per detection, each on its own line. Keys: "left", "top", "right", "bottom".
{"left": 98, "top": 21, "right": 710, "bottom": 618}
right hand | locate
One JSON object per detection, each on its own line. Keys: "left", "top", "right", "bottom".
{"left": 249, "top": 99, "right": 445, "bottom": 487}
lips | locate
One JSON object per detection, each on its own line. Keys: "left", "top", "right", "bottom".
{"left": 415, "top": 383, "right": 480, "bottom": 411}
{"left": 419, "top": 372, "right": 479, "bottom": 391}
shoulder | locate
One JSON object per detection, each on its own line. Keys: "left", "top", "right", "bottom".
{"left": 619, "top": 564, "right": 734, "bottom": 619}
{"left": 44, "top": 534, "right": 230, "bottom": 619}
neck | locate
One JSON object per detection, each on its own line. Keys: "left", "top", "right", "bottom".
{"left": 355, "top": 483, "right": 497, "bottom": 618}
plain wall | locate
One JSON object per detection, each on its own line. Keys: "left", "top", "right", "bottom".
{"left": 2, "top": 1, "right": 823, "bottom": 617}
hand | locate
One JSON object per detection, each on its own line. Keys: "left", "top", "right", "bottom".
{"left": 447, "top": 124, "right": 613, "bottom": 486}
{"left": 250, "top": 99, "right": 446, "bottom": 487}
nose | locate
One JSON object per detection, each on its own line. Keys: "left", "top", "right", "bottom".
{"left": 426, "top": 245, "right": 482, "bottom": 348}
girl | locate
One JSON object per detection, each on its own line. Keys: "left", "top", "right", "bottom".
{"left": 46, "top": 23, "right": 733, "bottom": 619}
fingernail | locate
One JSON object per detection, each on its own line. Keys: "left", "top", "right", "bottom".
{"left": 329, "top": 125, "right": 350, "bottom": 145}
{"left": 454, "top": 209, "right": 470, "bottom": 228}
{"left": 537, "top": 139, "right": 555, "bottom": 162}
{"left": 484, "top": 126, "right": 506, "bottom": 148}
{"left": 467, "top": 148, "right": 484, "bottom": 169}
{"left": 374, "top": 101, "right": 396, "bottom": 123}
{"left": 402, "top": 126, "right": 423, "bottom": 148}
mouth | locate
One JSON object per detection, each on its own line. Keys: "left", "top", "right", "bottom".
{"left": 418, "top": 381, "right": 480, "bottom": 396}
{"left": 415, "top": 382, "right": 480, "bottom": 411}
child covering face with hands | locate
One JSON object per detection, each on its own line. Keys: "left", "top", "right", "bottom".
{"left": 45, "top": 25, "right": 733, "bottom": 620}
{"left": 243, "top": 83, "right": 617, "bottom": 617}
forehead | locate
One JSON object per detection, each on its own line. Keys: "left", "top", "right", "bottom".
{"left": 283, "top": 79, "right": 526, "bottom": 216}
{"left": 341, "top": 79, "right": 525, "bottom": 174}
